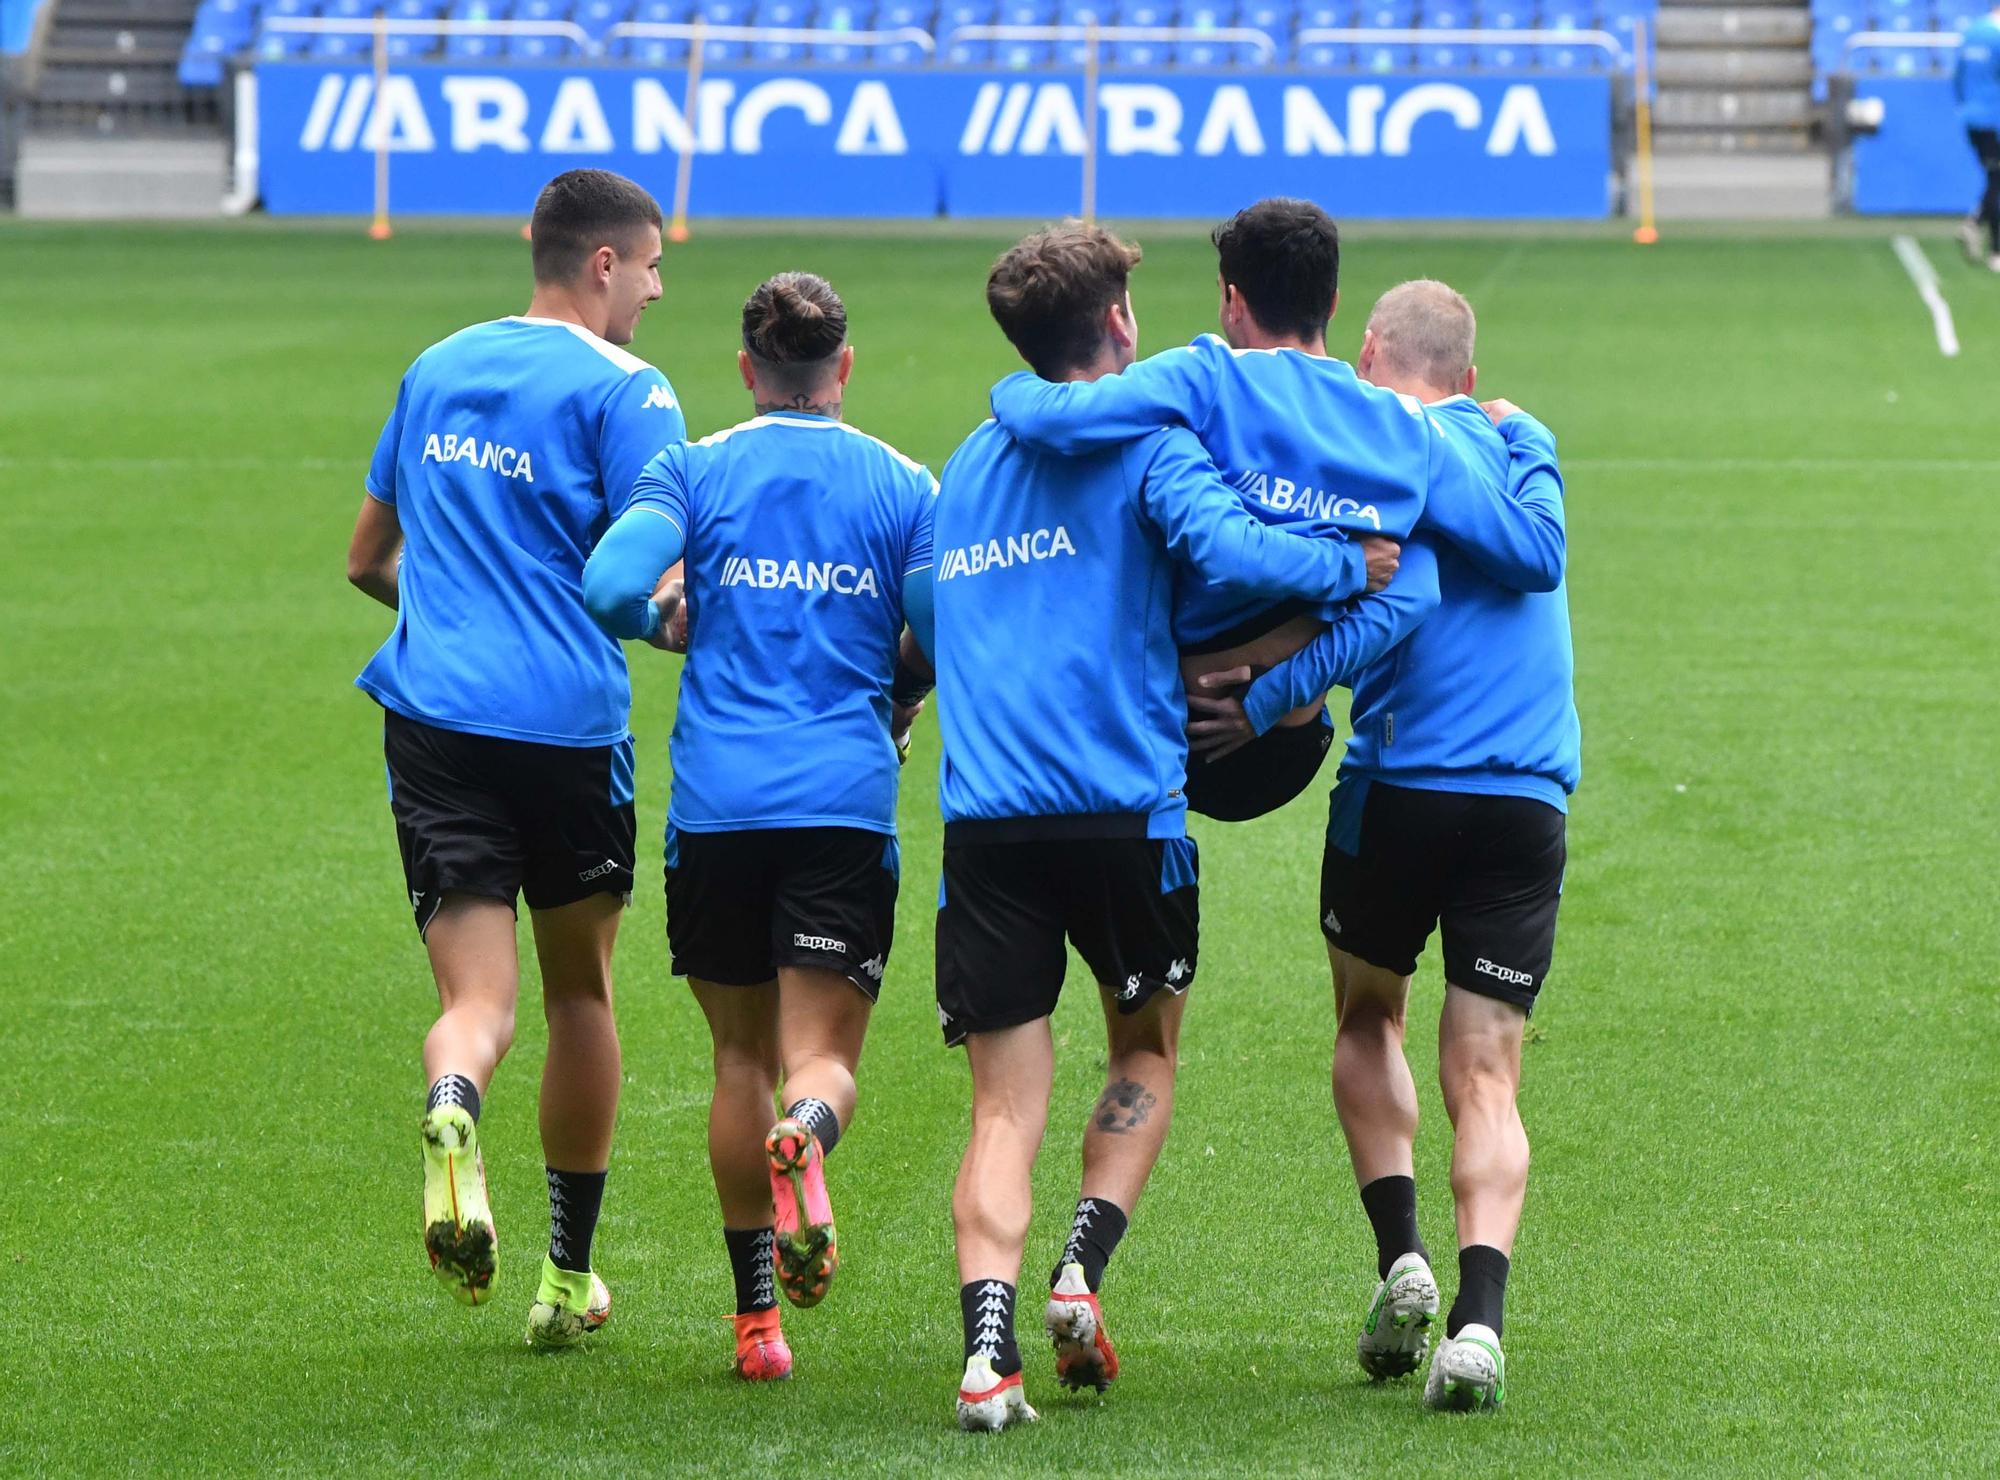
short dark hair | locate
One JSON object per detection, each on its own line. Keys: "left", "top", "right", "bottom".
{"left": 529, "top": 169, "right": 662, "bottom": 284}
{"left": 1211, "top": 197, "right": 1340, "bottom": 343}
{"left": 985, "top": 222, "right": 1144, "bottom": 380}
{"left": 741, "top": 272, "right": 848, "bottom": 390}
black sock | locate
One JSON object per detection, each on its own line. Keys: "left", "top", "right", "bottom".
{"left": 723, "top": 1227, "right": 778, "bottom": 1315}
{"left": 1359, "top": 1174, "right": 1426, "bottom": 1280}
{"left": 961, "top": 1280, "right": 1021, "bottom": 1377}
{"left": 1447, "top": 1244, "right": 1510, "bottom": 1339}
{"left": 1052, "top": 1197, "right": 1128, "bottom": 1293}
{"left": 425, "top": 1073, "right": 480, "bottom": 1123}
{"left": 784, "top": 1096, "right": 842, "bottom": 1158}
{"left": 545, "top": 1168, "right": 606, "bottom": 1273}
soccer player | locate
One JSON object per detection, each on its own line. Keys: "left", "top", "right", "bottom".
{"left": 988, "top": 198, "right": 1565, "bottom": 825}
{"left": 345, "top": 169, "right": 684, "bottom": 1345}
{"left": 928, "top": 223, "right": 1400, "bottom": 1431}
{"left": 1955, "top": 1, "right": 2000, "bottom": 270}
{"left": 581, "top": 272, "right": 937, "bottom": 1383}
{"left": 1240, "top": 281, "right": 1577, "bottom": 1411}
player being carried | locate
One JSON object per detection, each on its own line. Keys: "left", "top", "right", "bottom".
{"left": 1210, "top": 281, "right": 1579, "bottom": 1412}
{"left": 988, "top": 197, "right": 1564, "bottom": 826}
{"left": 582, "top": 272, "right": 937, "bottom": 1382}
{"left": 345, "top": 169, "right": 685, "bottom": 1344}
{"left": 924, "top": 223, "right": 1398, "bottom": 1431}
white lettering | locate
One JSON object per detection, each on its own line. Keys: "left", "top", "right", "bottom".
{"left": 936, "top": 525, "right": 1077, "bottom": 580}
{"left": 731, "top": 79, "right": 832, "bottom": 154}
{"left": 362, "top": 75, "right": 436, "bottom": 153}
{"left": 442, "top": 77, "right": 531, "bottom": 153}
{"left": 1100, "top": 84, "right": 1182, "bottom": 156}
{"left": 959, "top": 81, "right": 1004, "bottom": 154}
{"left": 299, "top": 73, "right": 346, "bottom": 151}
{"left": 540, "top": 76, "right": 614, "bottom": 153}
{"left": 1196, "top": 85, "right": 1264, "bottom": 157}
{"left": 1487, "top": 84, "right": 1556, "bottom": 157}
{"left": 1380, "top": 82, "right": 1481, "bottom": 157}
{"left": 835, "top": 80, "right": 907, "bottom": 155}
{"left": 1282, "top": 85, "right": 1345, "bottom": 155}
{"left": 988, "top": 82, "right": 1034, "bottom": 154}
{"left": 1018, "top": 82, "right": 1087, "bottom": 155}
{"left": 1348, "top": 85, "right": 1386, "bottom": 156}
{"left": 420, "top": 430, "right": 535, "bottom": 483}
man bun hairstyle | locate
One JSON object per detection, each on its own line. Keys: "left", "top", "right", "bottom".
{"left": 986, "top": 221, "right": 1144, "bottom": 381}
{"left": 529, "top": 168, "right": 663, "bottom": 285}
{"left": 1211, "top": 197, "right": 1340, "bottom": 344}
{"left": 1366, "top": 279, "right": 1477, "bottom": 393}
{"left": 741, "top": 272, "right": 849, "bottom": 389}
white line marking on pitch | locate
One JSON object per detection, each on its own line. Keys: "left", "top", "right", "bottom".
{"left": 1891, "top": 235, "right": 1960, "bottom": 358}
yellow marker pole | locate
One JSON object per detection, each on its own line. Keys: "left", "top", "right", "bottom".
{"left": 369, "top": 8, "right": 392, "bottom": 238}
{"left": 1080, "top": 21, "right": 1100, "bottom": 224}
{"left": 667, "top": 18, "right": 705, "bottom": 243}
{"left": 1631, "top": 18, "right": 1658, "bottom": 244}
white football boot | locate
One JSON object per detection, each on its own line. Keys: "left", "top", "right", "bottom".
{"left": 1424, "top": 1322, "right": 1506, "bottom": 1412}
{"left": 956, "top": 1354, "right": 1038, "bottom": 1432}
{"left": 1356, "top": 1252, "right": 1439, "bottom": 1379}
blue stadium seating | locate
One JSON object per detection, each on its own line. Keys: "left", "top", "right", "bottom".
{"left": 184, "top": 0, "right": 1670, "bottom": 94}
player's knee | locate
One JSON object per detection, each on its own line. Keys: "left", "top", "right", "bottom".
{"left": 1337, "top": 985, "right": 1407, "bottom": 1039}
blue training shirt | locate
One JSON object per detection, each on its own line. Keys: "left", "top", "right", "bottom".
{"left": 990, "top": 334, "right": 1478, "bottom": 646}
{"left": 623, "top": 413, "right": 937, "bottom": 835}
{"left": 356, "top": 316, "right": 686, "bottom": 746}
{"left": 1957, "top": 15, "right": 2000, "bottom": 130}
{"left": 933, "top": 417, "right": 1370, "bottom": 838}
{"left": 1252, "top": 402, "right": 1580, "bottom": 810}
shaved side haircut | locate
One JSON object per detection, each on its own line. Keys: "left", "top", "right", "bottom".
{"left": 1366, "top": 279, "right": 1478, "bottom": 392}
{"left": 529, "top": 168, "right": 663, "bottom": 284}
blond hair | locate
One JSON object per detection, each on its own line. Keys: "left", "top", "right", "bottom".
{"left": 1366, "top": 279, "right": 1476, "bottom": 393}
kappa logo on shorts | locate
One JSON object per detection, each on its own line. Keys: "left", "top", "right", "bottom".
{"left": 1323, "top": 907, "right": 1342, "bottom": 933}
{"left": 857, "top": 953, "right": 885, "bottom": 982}
{"left": 1475, "top": 957, "right": 1534, "bottom": 988}
{"left": 1120, "top": 973, "right": 1143, "bottom": 1001}
{"left": 794, "top": 933, "right": 847, "bottom": 954}
{"left": 1165, "top": 959, "right": 1190, "bottom": 986}
{"left": 578, "top": 858, "right": 621, "bottom": 882}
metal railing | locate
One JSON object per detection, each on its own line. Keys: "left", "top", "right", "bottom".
{"left": 1839, "top": 30, "right": 1962, "bottom": 68}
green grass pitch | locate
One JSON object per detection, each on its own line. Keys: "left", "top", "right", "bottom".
{"left": 2, "top": 218, "right": 1997, "bottom": 1474}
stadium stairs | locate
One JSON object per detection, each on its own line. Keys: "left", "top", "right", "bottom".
{"left": 10, "top": 0, "right": 228, "bottom": 216}
{"left": 1650, "top": 0, "right": 1830, "bottom": 216}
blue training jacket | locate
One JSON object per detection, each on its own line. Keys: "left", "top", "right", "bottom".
{"left": 1957, "top": 15, "right": 2000, "bottom": 130}
{"left": 932, "top": 418, "right": 1371, "bottom": 838}
{"left": 1250, "top": 401, "right": 1580, "bottom": 810}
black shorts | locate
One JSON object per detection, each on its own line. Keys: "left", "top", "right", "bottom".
{"left": 1320, "top": 776, "right": 1565, "bottom": 1011}
{"left": 935, "top": 824, "right": 1199, "bottom": 1047}
{"left": 665, "top": 825, "right": 899, "bottom": 998}
{"left": 1185, "top": 708, "right": 1335, "bottom": 822}
{"left": 382, "top": 710, "right": 635, "bottom": 935}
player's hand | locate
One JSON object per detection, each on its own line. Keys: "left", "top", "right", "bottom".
{"left": 1187, "top": 666, "right": 1255, "bottom": 761}
{"left": 646, "top": 579, "right": 689, "bottom": 653}
{"left": 1480, "top": 398, "right": 1523, "bottom": 425}
{"left": 891, "top": 698, "right": 925, "bottom": 765}
{"left": 1359, "top": 536, "right": 1401, "bottom": 593}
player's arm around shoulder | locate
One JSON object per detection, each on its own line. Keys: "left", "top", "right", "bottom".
{"left": 583, "top": 442, "right": 689, "bottom": 645}
{"left": 1127, "top": 426, "right": 1383, "bottom": 604}
{"left": 1420, "top": 401, "right": 1565, "bottom": 594}
{"left": 987, "top": 338, "right": 1223, "bottom": 456}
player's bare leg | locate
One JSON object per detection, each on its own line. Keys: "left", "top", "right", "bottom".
{"left": 954, "top": 1019, "right": 1053, "bottom": 1430}
{"left": 1332, "top": 947, "right": 1439, "bottom": 1378}
{"left": 419, "top": 894, "right": 518, "bottom": 1307}
{"left": 691, "top": 979, "right": 792, "bottom": 1379}
{"left": 766, "top": 967, "right": 872, "bottom": 1307}
{"left": 1045, "top": 988, "right": 1185, "bottom": 1392}
{"left": 523, "top": 893, "right": 624, "bottom": 1346}
{"left": 1425, "top": 985, "right": 1527, "bottom": 1411}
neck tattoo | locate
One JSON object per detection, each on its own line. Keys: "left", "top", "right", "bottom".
{"left": 757, "top": 393, "right": 841, "bottom": 419}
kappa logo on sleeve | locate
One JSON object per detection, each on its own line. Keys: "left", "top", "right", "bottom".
{"left": 642, "top": 384, "right": 679, "bottom": 411}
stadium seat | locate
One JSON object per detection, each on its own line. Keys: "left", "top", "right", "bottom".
{"left": 1355, "top": 0, "right": 1413, "bottom": 26}
{"left": 633, "top": 0, "right": 693, "bottom": 17}
{"left": 1357, "top": 39, "right": 1409, "bottom": 66}
{"left": 812, "top": 1, "right": 872, "bottom": 59}
{"left": 943, "top": 0, "right": 996, "bottom": 23}
{"left": 195, "top": 0, "right": 256, "bottom": 47}
{"left": 1240, "top": 0, "right": 1295, "bottom": 36}
{"left": 446, "top": 0, "right": 515, "bottom": 58}
{"left": 753, "top": 0, "right": 809, "bottom": 24}
{"left": 878, "top": 0, "right": 935, "bottom": 25}
{"left": 998, "top": 0, "right": 1055, "bottom": 20}
{"left": 1422, "top": 1, "right": 1468, "bottom": 27}
{"left": 1867, "top": 40, "right": 1942, "bottom": 72}
{"left": 388, "top": 0, "right": 450, "bottom": 16}
{"left": 311, "top": 30, "right": 372, "bottom": 55}
{"left": 997, "top": 36, "right": 1052, "bottom": 61}
{"left": 753, "top": 34, "right": 810, "bottom": 55}
{"left": 622, "top": 32, "right": 693, "bottom": 58}
{"left": 1118, "top": 0, "right": 1173, "bottom": 21}
{"left": 178, "top": 45, "right": 226, "bottom": 85}
{"left": 1113, "top": 37, "right": 1169, "bottom": 62}
{"left": 703, "top": 34, "right": 749, "bottom": 54}
{"left": 945, "top": 34, "right": 993, "bottom": 57}
{"left": 1295, "top": 36, "right": 1353, "bottom": 63}
{"left": 255, "top": 29, "right": 313, "bottom": 57}
{"left": 509, "top": 30, "right": 579, "bottom": 56}
{"left": 876, "top": 36, "right": 928, "bottom": 57}
{"left": 574, "top": 0, "right": 631, "bottom": 37}
{"left": 1537, "top": 39, "right": 1603, "bottom": 67}
{"left": 1473, "top": 37, "right": 1529, "bottom": 66}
